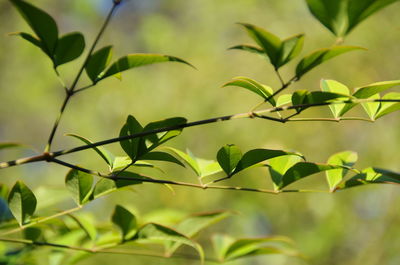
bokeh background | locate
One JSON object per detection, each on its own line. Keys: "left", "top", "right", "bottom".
{"left": 1, "top": 0, "right": 400, "bottom": 264}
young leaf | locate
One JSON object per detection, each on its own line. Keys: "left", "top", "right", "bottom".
{"left": 217, "top": 144, "right": 243, "bottom": 176}
{"left": 375, "top": 92, "right": 400, "bottom": 119}
{"left": 54, "top": 32, "right": 85, "bottom": 67}
{"left": 223, "top": 77, "right": 275, "bottom": 105}
{"left": 233, "top": 149, "right": 304, "bottom": 176}
{"left": 143, "top": 117, "right": 187, "bottom": 151}
{"left": 93, "top": 172, "right": 146, "bottom": 199}
{"left": 119, "top": 115, "right": 147, "bottom": 160}
{"left": 8, "top": 181, "right": 37, "bottom": 226}
{"left": 166, "top": 211, "right": 231, "bottom": 256}
{"left": 65, "top": 169, "right": 93, "bottom": 205}
{"left": 353, "top": 80, "right": 400, "bottom": 99}
{"left": 296, "top": 46, "right": 365, "bottom": 78}
{"left": 276, "top": 94, "right": 292, "bottom": 107}
{"left": 66, "top": 133, "right": 115, "bottom": 168}
{"left": 228, "top": 44, "right": 266, "bottom": 57}
{"left": 339, "top": 167, "right": 400, "bottom": 190}
{"left": 239, "top": 23, "right": 282, "bottom": 67}
{"left": 134, "top": 223, "right": 204, "bottom": 261}
{"left": 268, "top": 155, "right": 304, "bottom": 191}
{"left": 321, "top": 79, "right": 350, "bottom": 118}
{"left": 276, "top": 34, "right": 304, "bottom": 68}
{"left": 326, "top": 151, "right": 358, "bottom": 191}
{"left": 279, "top": 162, "right": 341, "bottom": 190}
{"left": 100, "top": 54, "right": 194, "bottom": 80}
{"left": 112, "top": 205, "right": 137, "bottom": 241}
{"left": 10, "top": 0, "right": 58, "bottom": 56}
{"left": 361, "top": 93, "right": 381, "bottom": 120}
{"left": 306, "top": 0, "right": 399, "bottom": 37}
{"left": 85, "top": 46, "right": 113, "bottom": 83}
{"left": 139, "top": 151, "right": 185, "bottom": 167}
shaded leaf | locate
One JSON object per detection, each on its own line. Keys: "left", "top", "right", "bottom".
{"left": 139, "top": 151, "right": 184, "bottom": 167}
{"left": 223, "top": 77, "right": 275, "bottom": 105}
{"left": 93, "top": 172, "right": 147, "bottom": 199}
{"left": 296, "top": 46, "right": 365, "bottom": 78}
{"left": 0, "top": 142, "right": 25, "bottom": 151}
{"left": 326, "top": 151, "right": 358, "bottom": 191}
{"left": 340, "top": 167, "right": 400, "bottom": 189}
{"left": 306, "top": 0, "right": 399, "bottom": 37}
{"left": 217, "top": 144, "right": 243, "bottom": 175}
{"left": 65, "top": 169, "right": 93, "bottom": 205}
{"left": 54, "top": 32, "right": 85, "bottom": 67}
{"left": 8, "top": 181, "right": 37, "bottom": 226}
{"left": 239, "top": 23, "right": 281, "bottom": 67}
{"left": 119, "top": 115, "right": 147, "bottom": 161}
{"left": 68, "top": 214, "right": 97, "bottom": 241}
{"left": 11, "top": 32, "right": 42, "bottom": 50}
{"left": 24, "top": 227, "right": 42, "bottom": 241}
{"left": 11, "top": 0, "right": 58, "bottom": 56}
{"left": 276, "top": 34, "right": 304, "bottom": 68}
{"left": 234, "top": 149, "right": 304, "bottom": 176}
{"left": 85, "top": 45, "right": 113, "bottom": 83}
{"left": 101, "top": 54, "right": 194, "bottom": 80}
{"left": 228, "top": 44, "right": 266, "bottom": 57}
{"left": 112, "top": 205, "right": 137, "bottom": 241}
{"left": 279, "top": 162, "right": 341, "bottom": 189}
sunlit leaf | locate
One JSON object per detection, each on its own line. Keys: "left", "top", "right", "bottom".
{"left": 8, "top": 181, "right": 37, "bottom": 226}
{"left": 326, "top": 151, "right": 358, "bottom": 191}
{"left": 276, "top": 94, "right": 292, "bottom": 107}
{"left": 361, "top": 94, "right": 381, "bottom": 120}
{"left": 305, "top": 0, "right": 399, "bottom": 37}
{"left": 239, "top": 23, "right": 282, "bottom": 66}
{"left": 164, "top": 147, "right": 201, "bottom": 177}
{"left": 101, "top": 54, "right": 194, "bottom": 80}
{"left": 296, "top": 46, "right": 365, "bottom": 78}
{"left": 65, "top": 169, "right": 93, "bottom": 205}
{"left": 217, "top": 144, "right": 243, "bottom": 175}
{"left": 112, "top": 205, "right": 137, "bottom": 241}
{"left": 10, "top": 0, "right": 58, "bottom": 56}
{"left": 139, "top": 151, "right": 184, "bottom": 167}
{"left": 85, "top": 45, "right": 113, "bottom": 83}
{"left": 223, "top": 77, "right": 275, "bottom": 105}
{"left": 68, "top": 214, "right": 97, "bottom": 241}
{"left": 340, "top": 167, "right": 400, "bottom": 189}
{"left": 276, "top": 34, "right": 304, "bottom": 68}
{"left": 54, "top": 32, "right": 85, "bottom": 67}
{"left": 268, "top": 155, "right": 304, "bottom": 191}
{"left": 375, "top": 92, "right": 400, "bottom": 119}
{"left": 279, "top": 162, "right": 341, "bottom": 189}
{"left": 228, "top": 44, "right": 266, "bottom": 57}
{"left": 321, "top": 79, "right": 350, "bottom": 118}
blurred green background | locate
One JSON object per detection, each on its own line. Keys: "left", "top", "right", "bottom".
{"left": 1, "top": 0, "right": 400, "bottom": 264}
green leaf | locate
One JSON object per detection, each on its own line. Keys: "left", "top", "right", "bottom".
{"left": 291, "top": 90, "right": 309, "bottom": 112}
{"left": 340, "top": 167, "right": 400, "bottom": 189}
{"left": 166, "top": 211, "right": 231, "bottom": 255}
{"left": 0, "top": 184, "right": 8, "bottom": 200}
{"left": 66, "top": 133, "right": 115, "bottom": 169}
{"left": 139, "top": 151, "right": 184, "bottom": 167}
{"left": 276, "top": 34, "right": 304, "bottom": 68}
{"left": 11, "top": 0, "right": 58, "bottom": 56}
{"left": 101, "top": 54, "right": 194, "bottom": 80}
{"left": 85, "top": 46, "right": 113, "bottom": 83}
{"left": 296, "top": 46, "right": 365, "bottom": 78}
{"left": 305, "top": 0, "right": 399, "bottom": 37}
{"left": 164, "top": 147, "right": 201, "bottom": 177}
{"left": 375, "top": 92, "right": 400, "bottom": 119}
{"left": 239, "top": 23, "right": 282, "bottom": 67}
{"left": 234, "top": 149, "right": 304, "bottom": 176}
{"left": 321, "top": 79, "right": 351, "bottom": 118}
{"left": 212, "top": 234, "right": 236, "bottom": 261}
{"left": 217, "top": 144, "right": 243, "bottom": 175}
{"left": 8, "top": 181, "right": 37, "bottom": 226}
{"left": 228, "top": 44, "right": 266, "bottom": 57}
{"left": 119, "top": 115, "right": 147, "bottom": 161}
{"left": 112, "top": 205, "right": 137, "bottom": 241}
{"left": 11, "top": 32, "right": 42, "bottom": 50}
{"left": 65, "top": 169, "right": 93, "bottom": 205}
{"left": 268, "top": 155, "right": 304, "bottom": 191}
{"left": 276, "top": 94, "right": 292, "bottom": 107}
{"left": 326, "top": 151, "right": 358, "bottom": 191}
{"left": 279, "top": 162, "right": 341, "bottom": 189}
{"left": 197, "top": 159, "right": 223, "bottom": 178}
{"left": 54, "top": 32, "right": 85, "bottom": 67}
{"left": 24, "top": 227, "right": 42, "bottom": 241}
{"left": 0, "top": 142, "right": 25, "bottom": 151}
{"left": 143, "top": 117, "right": 187, "bottom": 151}
{"left": 292, "top": 90, "right": 352, "bottom": 112}
{"left": 361, "top": 93, "right": 381, "bottom": 120}
{"left": 223, "top": 77, "right": 275, "bottom": 105}
{"left": 93, "top": 172, "right": 146, "bottom": 199}
{"left": 68, "top": 214, "right": 97, "bottom": 241}
{"left": 134, "top": 223, "right": 204, "bottom": 261}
